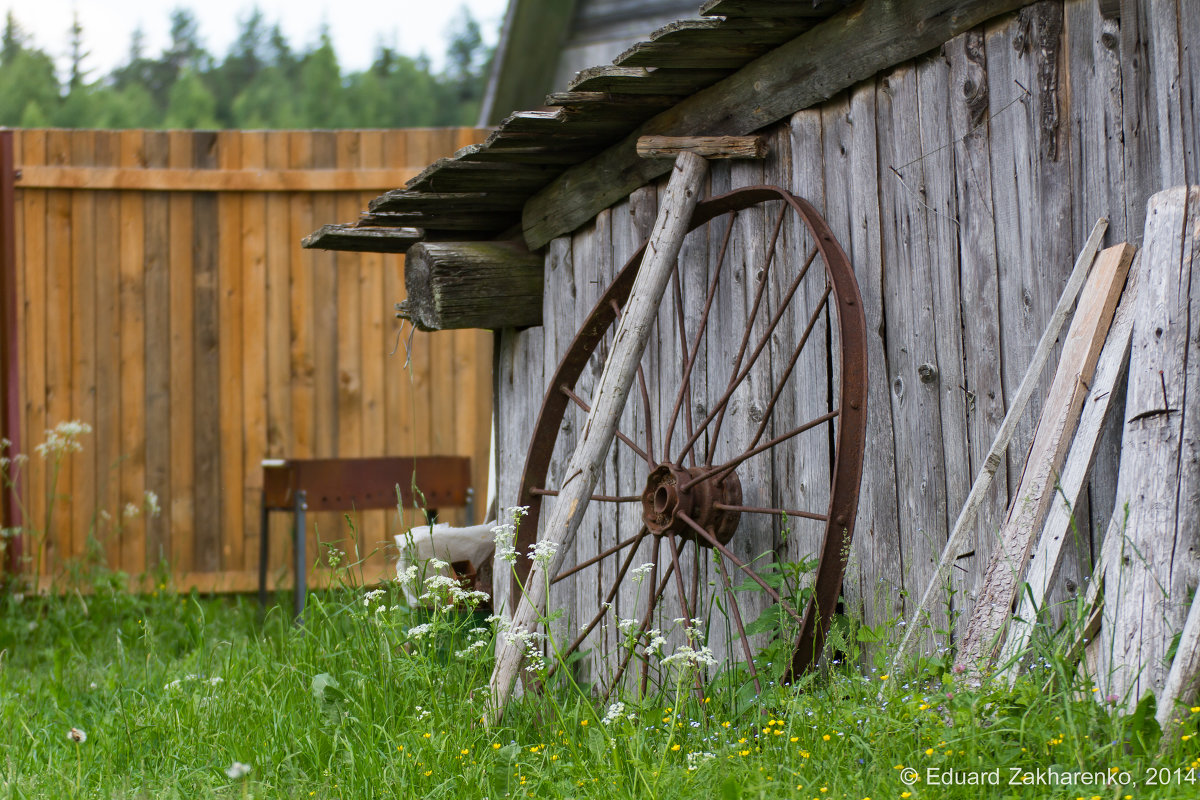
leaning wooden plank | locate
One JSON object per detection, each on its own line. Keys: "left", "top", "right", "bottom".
{"left": 888, "top": 219, "right": 1108, "bottom": 676}
{"left": 956, "top": 242, "right": 1135, "bottom": 676}
{"left": 489, "top": 152, "right": 709, "bottom": 724}
{"left": 615, "top": 40, "right": 776, "bottom": 70}
{"left": 998, "top": 250, "right": 1142, "bottom": 677}
{"left": 396, "top": 241, "right": 544, "bottom": 331}
{"left": 524, "top": 0, "right": 1040, "bottom": 250}
{"left": 302, "top": 224, "right": 424, "bottom": 253}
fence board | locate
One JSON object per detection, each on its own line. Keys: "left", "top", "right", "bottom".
{"left": 10, "top": 127, "right": 491, "bottom": 589}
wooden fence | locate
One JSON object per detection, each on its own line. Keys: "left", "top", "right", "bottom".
{"left": 2, "top": 127, "right": 492, "bottom": 591}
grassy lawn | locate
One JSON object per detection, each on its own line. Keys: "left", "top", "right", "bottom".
{"left": 2, "top": 559, "right": 1199, "bottom": 800}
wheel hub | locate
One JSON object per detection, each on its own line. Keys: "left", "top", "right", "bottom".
{"left": 640, "top": 463, "right": 742, "bottom": 546}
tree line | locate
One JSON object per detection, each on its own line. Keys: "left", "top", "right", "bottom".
{"left": 0, "top": 7, "right": 492, "bottom": 129}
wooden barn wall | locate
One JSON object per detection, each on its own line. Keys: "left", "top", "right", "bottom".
{"left": 10, "top": 127, "right": 492, "bottom": 592}
{"left": 495, "top": 0, "right": 1200, "bottom": 655}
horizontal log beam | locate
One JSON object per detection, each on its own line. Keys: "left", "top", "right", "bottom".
{"left": 397, "top": 241, "right": 543, "bottom": 331}
{"left": 522, "top": 0, "right": 1037, "bottom": 249}
{"left": 16, "top": 166, "right": 421, "bottom": 192}
{"left": 636, "top": 135, "right": 768, "bottom": 159}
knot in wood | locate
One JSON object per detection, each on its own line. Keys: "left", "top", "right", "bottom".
{"left": 918, "top": 363, "right": 938, "bottom": 384}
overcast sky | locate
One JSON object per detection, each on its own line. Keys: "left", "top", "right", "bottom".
{"left": 3, "top": 0, "right": 510, "bottom": 79}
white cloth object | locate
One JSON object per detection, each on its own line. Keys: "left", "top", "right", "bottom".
{"left": 395, "top": 522, "right": 495, "bottom": 604}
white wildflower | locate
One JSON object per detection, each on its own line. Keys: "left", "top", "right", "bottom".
{"left": 208, "top": 676, "right": 224, "bottom": 686}
{"left": 67, "top": 727, "right": 87, "bottom": 743}
{"left": 428, "top": 557, "right": 450, "bottom": 571}
{"left": 492, "top": 522, "right": 517, "bottom": 564}
{"left": 660, "top": 644, "right": 719, "bottom": 671}
{"left": 363, "top": 588, "right": 387, "bottom": 606}
{"left": 225, "top": 761, "right": 252, "bottom": 779}
{"left": 629, "top": 562, "right": 655, "bottom": 584}
{"left": 528, "top": 539, "right": 558, "bottom": 566}
{"left": 122, "top": 502, "right": 141, "bottom": 520}
{"left": 687, "top": 751, "right": 716, "bottom": 771}
{"left": 143, "top": 490, "right": 161, "bottom": 517}
{"left": 35, "top": 421, "right": 91, "bottom": 458}
{"left": 407, "top": 623, "right": 433, "bottom": 640}
{"left": 602, "top": 702, "right": 626, "bottom": 725}
{"left": 454, "top": 640, "right": 489, "bottom": 657}
{"left": 397, "top": 564, "right": 418, "bottom": 587}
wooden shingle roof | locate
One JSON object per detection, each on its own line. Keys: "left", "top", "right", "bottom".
{"left": 303, "top": 0, "right": 849, "bottom": 253}
{"left": 305, "top": 0, "right": 1036, "bottom": 254}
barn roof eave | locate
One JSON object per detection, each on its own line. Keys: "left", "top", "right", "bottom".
{"left": 304, "top": 0, "right": 1038, "bottom": 257}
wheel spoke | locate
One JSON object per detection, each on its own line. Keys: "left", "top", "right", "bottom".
{"left": 603, "top": 541, "right": 674, "bottom": 702}
{"left": 546, "top": 527, "right": 650, "bottom": 678}
{"left": 669, "top": 267, "right": 698, "bottom": 466}
{"left": 711, "top": 502, "right": 827, "bottom": 523}
{"left": 682, "top": 408, "right": 839, "bottom": 493}
{"left": 694, "top": 208, "right": 788, "bottom": 467}
{"left": 698, "top": 245, "right": 819, "bottom": 465}
{"left": 531, "top": 487, "right": 641, "bottom": 504}
{"left": 676, "top": 510, "right": 803, "bottom": 625}
{"left": 709, "top": 541, "right": 761, "bottom": 694}
{"left": 552, "top": 531, "right": 645, "bottom": 584}
{"left": 747, "top": 284, "right": 833, "bottom": 451}
{"left": 663, "top": 211, "right": 736, "bottom": 469}
{"left": 559, "top": 384, "right": 654, "bottom": 466}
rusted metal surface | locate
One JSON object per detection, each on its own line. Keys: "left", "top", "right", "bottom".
{"left": 512, "top": 185, "right": 868, "bottom": 686}
{"left": 261, "top": 456, "right": 471, "bottom": 512}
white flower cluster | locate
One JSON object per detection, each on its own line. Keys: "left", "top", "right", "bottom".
{"left": 225, "top": 761, "right": 252, "bottom": 779}
{"left": 407, "top": 623, "right": 433, "bottom": 640}
{"left": 454, "top": 639, "right": 489, "bottom": 658}
{"left": 419, "top": 572, "right": 489, "bottom": 607}
{"left": 164, "top": 674, "right": 224, "bottom": 691}
{"left": 35, "top": 420, "right": 92, "bottom": 459}
{"left": 601, "top": 701, "right": 626, "bottom": 725}
{"left": 686, "top": 751, "right": 716, "bottom": 771}
{"left": 660, "top": 644, "right": 719, "bottom": 672}
{"left": 362, "top": 588, "right": 387, "bottom": 606}
{"left": 629, "top": 562, "right": 656, "bottom": 584}
{"left": 491, "top": 506, "right": 529, "bottom": 564}
{"left": 502, "top": 625, "right": 546, "bottom": 674}
{"left": 528, "top": 539, "right": 558, "bottom": 567}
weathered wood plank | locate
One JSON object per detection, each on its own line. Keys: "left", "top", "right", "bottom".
{"left": 820, "top": 86, "right": 904, "bottom": 636}
{"left": 1103, "top": 187, "right": 1200, "bottom": 706}
{"left": 945, "top": 31, "right": 1010, "bottom": 635}
{"left": 958, "top": 242, "right": 1133, "bottom": 674}
{"left": 21, "top": 131, "right": 48, "bottom": 571}
{"left": 524, "top": 0, "right": 1040, "bottom": 250}
{"left": 68, "top": 131, "right": 97, "bottom": 565}
{"left": 239, "top": 131, "right": 269, "bottom": 580}
{"left": 44, "top": 130, "right": 73, "bottom": 569}
{"left": 263, "top": 131, "right": 291, "bottom": 572}
{"left": 699, "top": 0, "right": 852, "bottom": 18}
{"left": 397, "top": 242, "right": 544, "bottom": 331}
{"left": 567, "top": 66, "right": 734, "bottom": 95}
{"left": 165, "top": 131, "right": 194, "bottom": 574}
{"left": 1000, "top": 250, "right": 1140, "bottom": 674}
{"left": 310, "top": 132, "right": 340, "bottom": 554}
{"left": 217, "top": 131, "right": 246, "bottom": 572}
{"left": 192, "top": 132, "right": 221, "bottom": 573}
{"left": 876, "top": 64, "right": 952, "bottom": 655}
{"left": 302, "top": 224, "right": 424, "bottom": 254}
{"left": 142, "top": 131, "right": 170, "bottom": 568}
{"left": 335, "top": 131, "right": 364, "bottom": 546}
{"left": 118, "top": 130, "right": 147, "bottom": 575}
{"left": 636, "top": 135, "right": 768, "bottom": 159}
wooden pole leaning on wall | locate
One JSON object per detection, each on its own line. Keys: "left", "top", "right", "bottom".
{"left": 488, "top": 135, "right": 767, "bottom": 723}
{"left": 396, "top": 241, "right": 544, "bottom": 331}
{"left": 955, "top": 240, "right": 1134, "bottom": 678}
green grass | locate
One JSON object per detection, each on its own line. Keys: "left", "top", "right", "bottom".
{"left": 2, "top": 568, "right": 1200, "bottom": 800}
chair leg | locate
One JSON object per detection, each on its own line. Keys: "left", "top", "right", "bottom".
{"left": 258, "top": 496, "right": 270, "bottom": 609}
{"left": 294, "top": 490, "right": 307, "bottom": 621}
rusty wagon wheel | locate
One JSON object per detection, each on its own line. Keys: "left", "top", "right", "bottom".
{"left": 511, "top": 186, "right": 867, "bottom": 700}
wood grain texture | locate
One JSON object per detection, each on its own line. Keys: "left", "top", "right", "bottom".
{"left": 44, "top": 130, "right": 73, "bottom": 570}
{"left": 142, "top": 131, "right": 170, "bottom": 568}
{"left": 16, "top": 166, "right": 422, "bottom": 192}
{"left": 68, "top": 131, "right": 96, "bottom": 565}
{"left": 217, "top": 131, "right": 246, "bottom": 572}
{"left": 192, "top": 132, "right": 220, "bottom": 573}
{"left": 1103, "top": 187, "right": 1200, "bottom": 707}
{"left": 958, "top": 242, "right": 1133, "bottom": 674}
{"left": 118, "top": 130, "right": 147, "bottom": 575}
{"left": 168, "top": 131, "right": 196, "bottom": 575}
